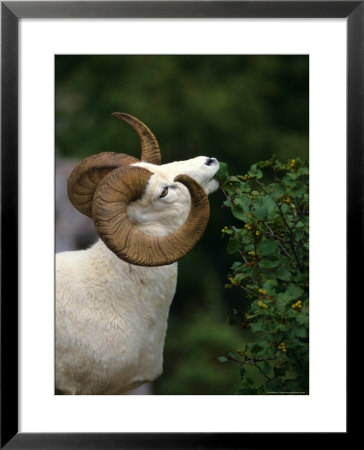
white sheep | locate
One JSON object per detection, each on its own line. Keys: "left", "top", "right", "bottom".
{"left": 56, "top": 113, "right": 219, "bottom": 394}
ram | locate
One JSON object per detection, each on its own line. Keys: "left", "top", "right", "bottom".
{"left": 56, "top": 113, "right": 219, "bottom": 394}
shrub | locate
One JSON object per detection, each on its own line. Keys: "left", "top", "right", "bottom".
{"left": 216, "top": 156, "right": 309, "bottom": 394}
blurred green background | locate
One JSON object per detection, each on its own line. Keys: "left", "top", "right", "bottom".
{"left": 55, "top": 55, "right": 309, "bottom": 394}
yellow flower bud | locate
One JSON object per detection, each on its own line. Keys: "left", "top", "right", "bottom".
{"left": 292, "top": 300, "right": 302, "bottom": 310}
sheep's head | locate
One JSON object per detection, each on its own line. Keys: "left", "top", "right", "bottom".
{"left": 67, "top": 113, "right": 219, "bottom": 266}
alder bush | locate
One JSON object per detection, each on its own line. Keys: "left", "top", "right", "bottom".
{"left": 216, "top": 156, "right": 309, "bottom": 394}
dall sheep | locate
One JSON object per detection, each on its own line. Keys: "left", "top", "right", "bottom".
{"left": 56, "top": 113, "right": 219, "bottom": 394}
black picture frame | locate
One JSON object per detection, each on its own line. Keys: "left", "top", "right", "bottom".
{"left": 1, "top": 1, "right": 356, "bottom": 447}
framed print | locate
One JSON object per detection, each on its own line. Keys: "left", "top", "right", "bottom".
{"left": 1, "top": 0, "right": 356, "bottom": 447}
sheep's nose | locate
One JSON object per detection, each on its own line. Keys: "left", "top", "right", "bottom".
{"left": 205, "top": 157, "right": 218, "bottom": 166}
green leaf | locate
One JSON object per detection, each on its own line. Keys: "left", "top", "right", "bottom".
{"left": 217, "top": 356, "right": 228, "bottom": 363}
{"left": 277, "top": 284, "right": 304, "bottom": 302}
{"left": 250, "top": 322, "right": 264, "bottom": 333}
{"left": 263, "top": 360, "right": 271, "bottom": 374}
{"left": 287, "top": 167, "right": 309, "bottom": 180}
{"left": 215, "top": 161, "right": 229, "bottom": 182}
{"left": 227, "top": 236, "right": 240, "bottom": 254}
{"left": 251, "top": 344, "right": 264, "bottom": 354}
{"left": 263, "top": 279, "right": 278, "bottom": 292}
{"left": 257, "top": 239, "right": 279, "bottom": 257}
{"left": 269, "top": 183, "right": 286, "bottom": 200}
{"left": 234, "top": 272, "right": 250, "bottom": 282}
{"left": 248, "top": 164, "right": 263, "bottom": 179}
{"left": 275, "top": 267, "right": 292, "bottom": 281}
{"left": 231, "top": 205, "right": 249, "bottom": 222}
{"left": 296, "top": 312, "right": 309, "bottom": 327}
{"left": 292, "top": 328, "right": 307, "bottom": 338}
{"left": 234, "top": 196, "right": 251, "bottom": 212}
{"left": 253, "top": 195, "right": 276, "bottom": 220}
{"left": 286, "top": 283, "right": 304, "bottom": 300}
{"left": 259, "top": 258, "right": 281, "bottom": 269}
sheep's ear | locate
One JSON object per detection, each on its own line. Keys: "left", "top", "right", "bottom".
{"left": 67, "top": 152, "right": 138, "bottom": 218}
{"left": 112, "top": 113, "right": 161, "bottom": 165}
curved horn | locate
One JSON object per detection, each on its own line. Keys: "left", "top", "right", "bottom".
{"left": 112, "top": 112, "right": 161, "bottom": 165}
{"left": 92, "top": 168, "right": 210, "bottom": 266}
{"left": 67, "top": 152, "right": 138, "bottom": 218}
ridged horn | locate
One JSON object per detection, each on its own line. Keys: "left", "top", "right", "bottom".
{"left": 92, "top": 167, "right": 210, "bottom": 266}
{"left": 112, "top": 112, "right": 161, "bottom": 165}
{"left": 67, "top": 152, "right": 138, "bottom": 218}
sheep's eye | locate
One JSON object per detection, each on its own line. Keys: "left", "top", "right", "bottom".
{"left": 160, "top": 187, "right": 169, "bottom": 198}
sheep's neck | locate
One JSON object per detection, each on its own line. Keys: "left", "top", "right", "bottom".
{"left": 91, "top": 239, "right": 178, "bottom": 285}
{"left": 90, "top": 238, "right": 178, "bottom": 319}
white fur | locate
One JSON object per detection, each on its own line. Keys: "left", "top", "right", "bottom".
{"left": 56, "top": 156, "right": 219, "bottom": 394}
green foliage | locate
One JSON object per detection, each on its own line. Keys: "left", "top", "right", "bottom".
{"left": 56, "top": 55, "right": 309, "bottom": 167}
{"left": 153, "top": 309, "right": 243, "bottom": 395}
{"left": 218, "top": 156, "right": 309, "bottom": 395}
